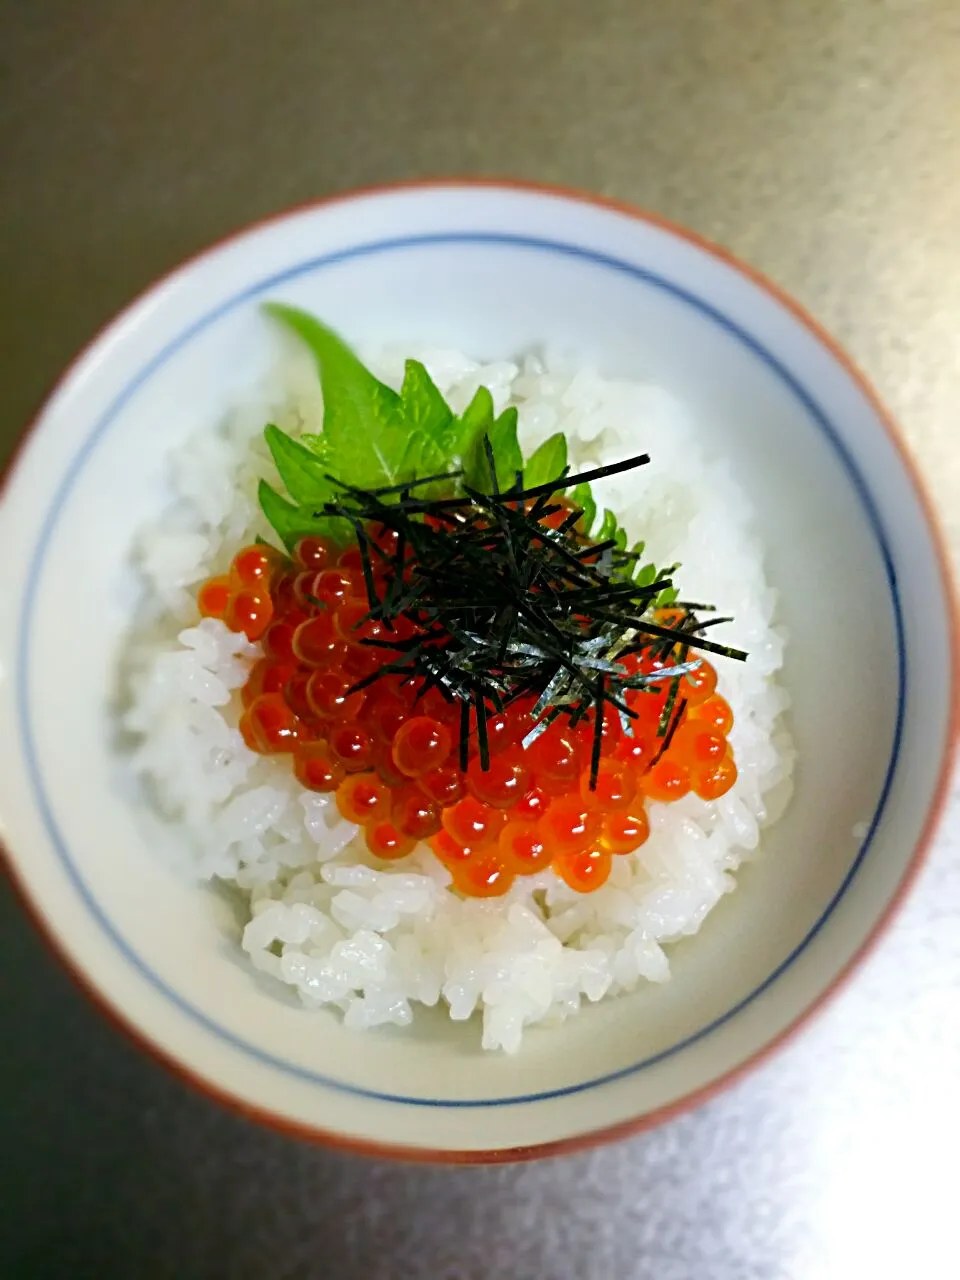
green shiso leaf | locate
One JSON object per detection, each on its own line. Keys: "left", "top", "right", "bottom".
{"left": 264, "top": 303, "right": 407, "bottom": 490}
{"left": 597, "top": 508, "right": 618, "bottom": 542}
{"left": 264, "top": 302, "right": 401, "bottom": 435}
{"left": 400, "top": 358, "right": 453, "bottom": 439}
{"left": 263, "top": 424, "right": 335, "bottom": 505}
{"left": 569, "top": 481, "right": 597, "bottom": 534}
{"left": 523, "top": 432, "right": 568, "bottom": 491}
{"left": 463, "top": 405, "right": 522, "bottom": 492}
{"left": 456, "top": 385, "right": 495, "bottom": 453}
{"left": 393, "top": 361, "right": 460, "bottom": 495}
{"left": 257, "top": 480, "right": 343, "bottom": 551}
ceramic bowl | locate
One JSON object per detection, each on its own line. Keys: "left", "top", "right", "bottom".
{"left": 1, "top": 182, "right": 956, "bottom": 1161}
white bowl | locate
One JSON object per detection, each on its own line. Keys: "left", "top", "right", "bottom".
{"left": 1, "top": 181, "right": 956, "bottom": 1162}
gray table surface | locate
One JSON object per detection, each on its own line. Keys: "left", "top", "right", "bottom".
{"left": 3, "top": 3, "right": 959, "bottom": 1277}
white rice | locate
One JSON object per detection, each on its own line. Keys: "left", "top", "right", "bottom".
{"left": 123, "top": 344, "right": 794, "bottom": 1053}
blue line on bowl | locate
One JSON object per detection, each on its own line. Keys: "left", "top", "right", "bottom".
{"left": 17, "top": 232, "right": 906, "bottom": 1108}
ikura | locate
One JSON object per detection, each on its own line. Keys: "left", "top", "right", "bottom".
{"left": 599, "top": 808, "right": 650, "bottom": 855}
{"left": 392, "top": 717, "right": 452, "bottom": 778}
{"left": 197, "top": 575, "right": 231, "bottom": 619}
{"left": 442, "top": 795, "right": 506, "bottom": 847}
{"left": 242, "top": 658, "right": 297, "bottom": 708}
{"left": 311, "top": 568, "right": 361, "bottom": 608}
{"left": 263, "top": 620, "right": 298, "bottom": 662}
{"left": 465, "top": 751, "right": 530, "bottom": 809}
{"left": 555, "top": 846, "right": 612, "bottom": 893}
{"left": 615, "top": 730, "right": 657, "bottom": 773}
{"left": 336, "top": 598, "right": 387, "bottom": 644}
{"left": 581, "top": 759, "right": 635, "bottom": 810}
{"left": 336, "top": 772, "right": 391, "bottom": 824}
{"left": 342, "top": 642, "right": 381, "bottom": 682}
{"left": 306, "top": 670, "right": 365, "bottom": 721}
{"left": 691, "top": 694, "right": 734, "bottom": 736}
{"left": 540, "top": 798, "right": 600, "bottom": 855}
{"left": 363, "top": 691, "right": 410, "bottom": 743}
{"left": 514, "top": 786, "right": 549, "bottom": 822}
{"left": 294, "top": 536, "right": 335, "bottom": 572}
{"left": 198, "top": 523, "right": 741, "bottom": 898}
{"left": 365, "top": 820, "right": 416, "bottom": 861}
{"left": 575, "top": 704, "right": 621, "bottom": 759}
{"left": 329, "top": 723, "right": 374, "bottom": 772}
{"left": 225, "top": 589, "right": 273, "bottom": 641}
{"left": 669, "top": 721, "right": 727, "bottom": 766}
{"left": 371, "top": 740, "right": 407, "bottom": 788}
{"left": 449, "top": 850, "right": 514, "bottom": 899}
{"left": 283, "top": 671, "right": 315, "bottom": 724}
{"left": 392, "top": 785, "right": 442, "bottom": 840}
{"left": 293, "top": 741, "right": 344, "bottom": 793}
{"left": 692, "top": 752, "right": 738, "bottom": 801}
{"left": 418, "top": 763, "right": 465, "bottom": 807}
{"left": 500, "top": 821, "right": 551, "bottom": 873}
{"left": 240, "top": 694, "right": 301, "bottom": 753}
{"left": 529, "top": 725, "right": 581, "bottom": 795}
{"left": 231, "top": 544, "right": 281, "bottom": 590}
{"left": 292, "top": 614, "right": 341, "bottom": 666}
{"left": 682, "top": 659, "right": 718, "bottom": 706}
{"left": 644, "top": 757, "right": 692, "bottom": 803}
{"left": 430, "top": 827, "right": 475, "bottom": 867}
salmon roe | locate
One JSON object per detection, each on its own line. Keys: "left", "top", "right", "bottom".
{"left": 392, "top": 785, "right": 442, "bottom": 840}
{"left": 449, "top": 850, "right": 514, "bottom": 899}
{"left": 231, "top": 545, "right": 281, "bottom": 590}
{"left": 336, "top": 772, "right": 391, "bottom": 824}
{"left": 500, "top": 821, "right": 552, "bottom": 873}
{"left": 197, "top": 574, "right": 232, "bottom": 619}
{"left": 199, "top": 545, "right": 740, "bottom": 894}
{"left": 294, "top": 535, "right": 335, "bottom": 572}
{"left": 294, "top": 740, "right": 345, "bottom": 792}
{"left": 365, "top": 820, "right": 416, "bottom": 861}
{"left": 600, "top": 808, "right": 650, "bottom": 855}
{"left": 391, "top": 716, "right": 452, "bottom": 778}
{"left": 240, "top": 693, "right": 301, "bottom": 753}
{"left": 225, "top": 589, "right": 273, "bottom": 641}
{"left": 555, "top": 846, "right": 612, "bottom": 893}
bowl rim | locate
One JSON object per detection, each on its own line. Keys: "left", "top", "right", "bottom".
{"left": 2, "top": 176, "right": 958, "bottom": 1165}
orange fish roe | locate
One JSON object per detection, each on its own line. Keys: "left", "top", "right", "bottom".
{"left": 599, "top": 808, "right": 650, "bottom": 855}
{"left": 293, "top": 740, "right": 345, "bottom": 793}
{"left": 197, "top": 574, "right": 232, "bottom": 620}
{"left": 239, "top": 693, "right": 302, "bottom": 753}
{"left": 555, "top": 845, "right": 612, "bottom": 893}
{"left": 392, "top": 784, "right": 442, "bottom": 840}
{"left": 691, "top": 693, "right": 734, "bottom": 736}
{"left": 336, "top": 772, "right": 391, "bottom": 824}
{"left": 499, "top": 820, "right": 552, "bottom": 873}
{"left": 365, "top": 820, "right": 416, "bottom": 861}
{"left": 225, "top": 589, "right": 273, "bottom": 641}
{"left": 230, "top": 544, "right": 283, "bottom": 590}
{"left": 392, "top": 716, "right": 453, "bottom": 777}
{"left": 199, "top": 542, "right": 739, "bottom": 897}
{"left": 449, "top": 849, "right": 514, "bottom": 899}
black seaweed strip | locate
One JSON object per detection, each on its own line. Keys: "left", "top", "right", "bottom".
{"left": 459, "top": 699, "right": 471, "bottom": 772}
{"left": 649, "top": 694, "right": 688, "bottom": 769}
{"left": 508, "top": 453, "right": 651, "bottom": 500}
{"left": 589, "top": 677, "right": 605, "bottom": 789}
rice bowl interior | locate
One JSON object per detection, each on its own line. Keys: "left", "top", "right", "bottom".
{"left": 3, "top": 190, "right": 931, "bottom": 1156}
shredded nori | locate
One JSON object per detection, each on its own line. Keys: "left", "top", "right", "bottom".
{"left": 314, "top": 447, "right": 746, "bottom": 786}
